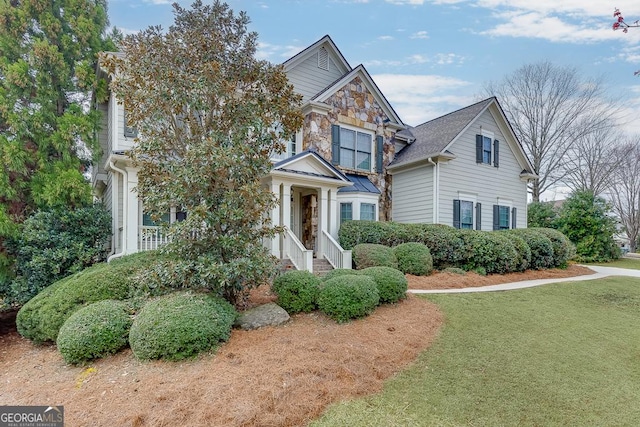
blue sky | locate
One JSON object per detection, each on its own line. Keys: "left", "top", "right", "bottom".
{"left": 107, "top": 0, "right": 640, "bottom": 132}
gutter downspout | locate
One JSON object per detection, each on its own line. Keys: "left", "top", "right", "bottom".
{"left": 428, "top": 157, "right": 439, "bottom": 224}
{"left": 107, "top": 161, "right": 128, "bottom": 262}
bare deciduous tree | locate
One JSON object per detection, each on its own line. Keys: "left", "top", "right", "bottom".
{"left": 563, "top": 124, "right": 622, "bottom": 196}
{"left": 609, "top": 138, "right": 640, "bottom": 253}
{"left": 484, "top": 62, "right": 619, "bottom": 201}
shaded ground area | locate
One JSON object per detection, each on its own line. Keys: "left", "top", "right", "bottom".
{"left": 0, "top": 265, "right": 593, "bottom": 426}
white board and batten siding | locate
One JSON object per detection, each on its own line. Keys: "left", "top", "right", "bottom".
{"left": 438, "top": 109, "right": 528, "bottom": 230}
{"left": 286, "top": 48, "right": 346, "bottom": 103}
{"left": 391, "top": 165, "right": 434, "bottom": 223}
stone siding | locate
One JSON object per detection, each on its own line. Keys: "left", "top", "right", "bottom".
{"left": 302, "top": 76, "right": 397, "bottom": 220}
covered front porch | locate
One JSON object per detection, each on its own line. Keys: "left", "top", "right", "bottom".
{"left": 266, "top": 151, "right": 354, "bottom": 273}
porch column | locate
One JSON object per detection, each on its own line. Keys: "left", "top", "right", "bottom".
{"left": 318, "top": 187, "right": 329, "bottom": 256}
{"left": 124, "top": 167, "right": 139, "bottom": 254}
{"left": 329, "top": 189, "right": 338, "bottom": 238}
{"left": 270, "top": 181, "right": 281, "bottom": 257}
{"left": 282, "top": 183, "right": 291, "bottom": 230}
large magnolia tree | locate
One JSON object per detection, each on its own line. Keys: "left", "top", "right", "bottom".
{"left": 103, "top": 1, "right": 303, "bottom": 305}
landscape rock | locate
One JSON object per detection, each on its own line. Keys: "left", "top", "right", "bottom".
{"left": 234, "top": 303, "right": 290, "bottom": 330}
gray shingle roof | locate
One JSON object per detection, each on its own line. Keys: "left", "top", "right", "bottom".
{"left": 338, "top": 174, "right": 381, "bottom": 194}
{"left": 389, "top": 97, "right": 495, "bottom": 168}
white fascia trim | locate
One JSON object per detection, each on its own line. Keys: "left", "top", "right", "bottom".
{"left": 301, "top": 101, "right": 333, "bottom": 116}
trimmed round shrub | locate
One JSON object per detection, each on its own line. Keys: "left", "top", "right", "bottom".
{"left": 322, "top": 268, "right": 360, "bottom": 281}
{"left": 508, "top": 229, "right": 554, "bottom": 270}
{"left": 317, "top": 275, "right": 380, "bottom": 323}
{"left": 16, "top": 251, "right": 160, "bottom": 344}
{"left": 57, "top": 300, "right": 132, "bottom": 365}
{"left": 272, "top": 270, "right": 321, "bottom": 313}
{"left": 352, "top": 244, "right": 398, "bottom": 270}
{"left": 531, "top": 227, "right": 576, "bottom": 268}
{"left": 360, "top": 266, "right": 408, "bottom": 304}
{"left": 499, "top": 232, "right": 531, "bottom": 272}
{"left": 393, "top": 242, "right": 433, "bottom": 276}
{"left": 129, "top": 292, "right": 236, "bottom": 361}
{"left": 456, "top": 230, "right": 519, "bottom": 274}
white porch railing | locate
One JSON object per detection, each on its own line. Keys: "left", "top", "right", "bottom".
{"left": 139, "top": 226, "right": 171, "bottom": 251}
{"left": 321, "top": 230, "right": 352, "bottom": 270}
{"left": 283, "top": 227, "right": 313, "bottom": 273}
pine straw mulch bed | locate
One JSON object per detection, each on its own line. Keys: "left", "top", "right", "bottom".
{"left": 0, "top": 264, "right": 595, "bottom": 427}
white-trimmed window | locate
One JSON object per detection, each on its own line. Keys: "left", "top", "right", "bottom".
{"left": 476, "top": 130, "right": 499, "bottom": 167}
{"left": 340, "top": 203, "right": 353, "bottom": 224}
{"left": 360, "top": 203, "right": 376, "bottom": 221}
{"left": 493, "top": 198, "right": 516, "bottom": 230}
{"left": 337, "top": 193, "right": 379, "bottom": 225}
{"left": 340, "top": 127, "right": 372, "bottom": 171}
{"left": 331, "top": 124, "right": 375, "bottom": 172}
{"left": 453, "top": 193, "right": 481, "bottom": 230}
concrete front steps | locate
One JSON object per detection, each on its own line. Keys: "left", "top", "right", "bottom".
{"left": 279, "top": 258, "right": 335, "bottom": 276}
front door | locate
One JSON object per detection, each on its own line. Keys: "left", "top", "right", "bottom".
{"left": 300, "top": 193, "right": 317, "bottom": 253}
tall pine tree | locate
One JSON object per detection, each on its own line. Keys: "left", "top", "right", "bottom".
{"left": 0, "top": 0, "right": 117, "bottom": 282}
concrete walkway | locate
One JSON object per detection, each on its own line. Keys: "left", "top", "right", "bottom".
{"left": 409, "top": 265, "right": 640, "bottom": 294}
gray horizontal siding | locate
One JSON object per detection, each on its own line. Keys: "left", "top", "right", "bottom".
{"left": 438, "top": 109, "right": 528, "bottom": 229}
{"left": 287, "top": 52, "right": 345, "bottom": 102}
{"left": 391, "top": 166, "right": 433, "bottom": 223}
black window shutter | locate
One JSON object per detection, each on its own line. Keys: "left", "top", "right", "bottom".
{"left": 494, "top": 139, "right": 499, "bottom": 167}
{"left": 511, "top": 207, "right": 517, "bottom": 229}
{"left": 331, "top": 124, "right": 341, "bottom": 165}
{"left": 453, "top": 199, "right": 461, "bottom": 229}
{"left": 475, "top": 202, "right": 482, "bottom": 230}
{"left": 476, "top": 134, "right": 482, "bottom": 163}
{"left": 493, "top": 204, "right": 500, "bottom": 230}
{"left": 124, "top": 107, "right": 137, "bottom": 138}
{"left": 376, "top": 135, "right": 384, "bottom": 173}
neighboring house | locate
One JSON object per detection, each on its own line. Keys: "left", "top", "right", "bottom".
{"left": 92, "top": 35, "right": 535, "bottom": 273}
{"left": 388, "top": 98, "right": 537, "bottom": 230}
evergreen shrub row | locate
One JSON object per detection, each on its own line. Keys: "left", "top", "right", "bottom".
{"left": 340, "top": 221, "right": 575, "bottom": 273}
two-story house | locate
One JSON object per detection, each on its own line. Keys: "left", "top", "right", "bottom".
{"left": 92, "top": 35, "right": 536, "bottom": 273}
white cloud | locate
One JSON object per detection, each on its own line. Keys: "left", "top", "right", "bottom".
{"left": 255, "top": 42, "right": 305, "bottom": 61}
{"left": 481, "top": 11, "right": 619, "bottom": 44}
{"left": 378, "top": 35, "right": 394, "bottom": 41}
{"left": 372, "top": 74, "right": 474, "bottom": 125}
{"left": 408, "top": 54, "right": 429, "bottom": 64}
{"left": 434, "top": 53, "right": 465, "bottom": 65}
{"left": 410, "top": 31, "right": 429, "bottom": 39}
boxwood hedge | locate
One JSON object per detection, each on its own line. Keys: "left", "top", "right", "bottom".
{"left": 359, "top": 266, "right": 407, "bottom": 304}
{"left": 56, "top": 300, "right": 133, "bottom": 365}
{"left": 272, "top": 270, "right": 321, "bottom": 314}
{"left": 129, "top": 292, "right": 236, "bottom": 361}
{"left": 456, "top": 230, "right": 519, "bottom": 274}
{"left": 16, "top": 251, "right": 160, "bottom": 344}
{"left": 317, "top": 275, "right": 380, "bottom": 323}
{"left": 531, "top": 227, "right": 576, "bottom": 268}
{"left": 393, "top": 242, "right": 433, "bottom": 276}
{"left": 506, "top": 229, "right": 555, "bottom": 270}
{"left": 352, "top": 244, "right": 398, "bottom": 269}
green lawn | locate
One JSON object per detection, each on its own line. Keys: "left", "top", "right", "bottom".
{"left": 590, "top": 257, "right": 640, "bottom": 270}
{"left": 312, "top": 277, "right": 640, "bottom": 427}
